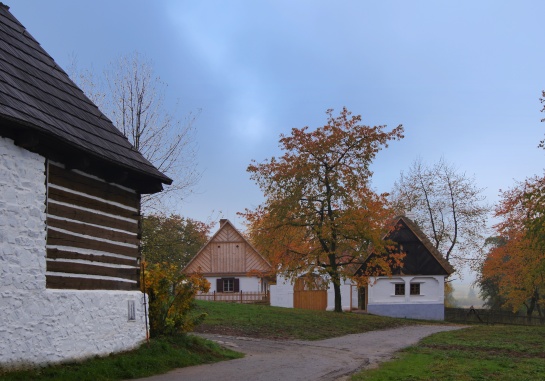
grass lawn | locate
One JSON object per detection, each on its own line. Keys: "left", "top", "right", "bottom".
{"left": 193, "top": 300, "right": 423, "bottom": 340}
{"left": 351, "top": 325, "right": 545, "bottom": 381}
{"left": 0, "top": 335, "right": 242, "bottom": 381}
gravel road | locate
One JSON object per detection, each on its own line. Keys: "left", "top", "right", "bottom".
{"left": 134, "top": 325, "right": 465, "bottom": 381}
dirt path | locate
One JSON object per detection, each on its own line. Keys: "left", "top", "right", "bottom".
{"left": 134, "top": 325, "right": 465, "bottom": 381}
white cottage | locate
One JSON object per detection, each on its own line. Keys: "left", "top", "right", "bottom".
{"left": 0, "top": 4, "right": 170, "bottom": 368}
{"left": 270, "top": 216, "right": 455, "bottom": 320}
{"left": 355, "top": 216, "right": 455, "bottom": 320}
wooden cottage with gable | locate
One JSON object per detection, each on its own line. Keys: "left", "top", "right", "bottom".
{"left": 0, "top": 3, "right": 170, "bottom": 368}
{"left": 184, "top": 219, "right": 272, "bottom": 299}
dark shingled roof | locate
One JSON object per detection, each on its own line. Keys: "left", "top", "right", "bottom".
{"left": 0, "top": 3, "right": 172, "bottom": 192}
{"left": 355, "top": 215, "right": 455, "bottom": 276}
{"left": 392, "top": 215, "right": 455, "bottom": 275}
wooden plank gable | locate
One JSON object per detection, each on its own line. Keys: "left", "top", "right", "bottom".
{"left": 184, "top": 219, "right": 271, "bottom": 276}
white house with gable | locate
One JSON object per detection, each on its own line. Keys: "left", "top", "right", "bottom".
{"left": 184, "top": 219, "right": 272, "bottom": 296}
{"left": 270, "top": 216, "right": 455, "bottom": 320}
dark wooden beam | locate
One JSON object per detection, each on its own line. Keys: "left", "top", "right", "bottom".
{"left": 65, "top": 156, "right": 90, "bottom": 171}
{"left": 103, "top": 169, "right": 129, "bottom": 184}
{"left": 14, "top": 131, "right": 39, "bottom": 149}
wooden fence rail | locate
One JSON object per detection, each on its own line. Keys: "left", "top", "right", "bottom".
{"left": 195, "top": 291, "right": 270, "bottom": 304}
{"left": 445, "top": 307, "right": 545, "bottom": 326}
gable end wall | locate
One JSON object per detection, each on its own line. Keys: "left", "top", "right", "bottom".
{"left": 0, "top": 136, "right": 147, "bottom": 369}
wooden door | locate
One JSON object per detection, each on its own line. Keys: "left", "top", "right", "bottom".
{"left": 293, "top": 278, "right": 327, "bottom": 310}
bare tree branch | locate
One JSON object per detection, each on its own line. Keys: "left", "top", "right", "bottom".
{"left": 69, "top": 52, "right": 201, "bottom": 213}
{"left": 391, "top": 157, "right": 490, "bottom": 273}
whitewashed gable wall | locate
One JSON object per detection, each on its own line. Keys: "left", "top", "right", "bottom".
{"left": 0, "top": 137, "right": 147, "bottom": 369}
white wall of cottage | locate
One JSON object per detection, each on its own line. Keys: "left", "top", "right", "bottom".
{"left": 0, "top": 136, "right": 148, "bottom": 369}
{"left": 271, "top": 273, "right": 446, "bottom": 319}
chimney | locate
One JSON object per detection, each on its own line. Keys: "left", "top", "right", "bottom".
{"left": 220, "top": 218, "right": 228, "bottom": 226}
{"left": 405, "top": 210, "right": 416, "bottom": 220}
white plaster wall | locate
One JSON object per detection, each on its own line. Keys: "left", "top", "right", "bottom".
{"left": 326, "top": 280, "right": 352, "bottom": 311}
{"left": 269, "top": 275, "right": 294, "bottom": 308}
{"left": 0, "top": 137, "right": 147, "bottom": 369}
{"left": 365, "top": 275, "right": 446, "bottom": 320}
{"left": 206, "top": 276, "right": 262, "bottom": 292}
{"left": 367, "top": 275, "right": 446, "bottom": 304}
{"left": 351, "top": 285, "right": 359, "bottom": 308}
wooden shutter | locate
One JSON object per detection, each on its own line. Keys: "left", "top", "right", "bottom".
{"left": 45, "top": 162, "right": 141, "bottom": 291}
{"left": 234, "top": 278, "right": 240, "bottom": 292}
{"left": 217, "top": 278, "right": 224, "bottom": 292}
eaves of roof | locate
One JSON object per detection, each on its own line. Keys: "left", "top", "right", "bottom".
{"left": 0, "top": 3, "right": 172, "bottom": 193}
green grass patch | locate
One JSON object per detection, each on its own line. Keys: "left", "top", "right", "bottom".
{"left": 194, "top": 300, "right": 424, "bottom": 340}
{"left": 351, "top": 325, "right": 545, "bottom": 381}
{"left": 0, "top": 335, "right": 242, "bottom": 381}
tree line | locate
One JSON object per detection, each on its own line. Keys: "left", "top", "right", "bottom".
{"left": 477, "top": 93, "right": 545, "bottom": 317}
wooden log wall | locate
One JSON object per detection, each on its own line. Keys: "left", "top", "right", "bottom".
{"left": 45, "top": 161, "right": 141, "bottom": 291}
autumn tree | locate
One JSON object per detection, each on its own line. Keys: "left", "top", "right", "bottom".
{"left": 142, "top": 214, "right": 211, "bottom": 270}
{"left": 480, "top": 94, "right": 545, "bottom": 316}
{"left": 390, "top": 158, "right": 490, "bottom": 271}
{"left": 70, "top": 52, "right": 200, "bottom": 212}
{"left": 143, "top": 262, "right": 209, "bottom": 337}
{"left": 477, "top": 237, "right": 508, "bottom": 310}
{"left": 479, "top": 177, "right": 545, "bottom": 317}
{"left": 444, "top": 281, "right": 458, "bottom": 308}
{"left": 243, "top": 107, "right": 404, "bottom": 312}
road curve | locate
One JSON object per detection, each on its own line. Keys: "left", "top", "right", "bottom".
{"left": 133, "top": 325, "right": 465, "bottom": 381}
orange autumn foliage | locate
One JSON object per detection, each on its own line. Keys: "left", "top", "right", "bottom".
{"left": 480, "top": 176, "right": 545, "bottom": 315}
{"left": 242, "top": 107, "right": 404, "bottom": 312}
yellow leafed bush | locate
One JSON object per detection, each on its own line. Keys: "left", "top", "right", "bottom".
{"left": 143, "top": 262, "right": 210, "bottom": 337}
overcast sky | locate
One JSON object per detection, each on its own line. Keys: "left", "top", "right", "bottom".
{"left": 8, "top": 1, "right": 545, "bottom": 287}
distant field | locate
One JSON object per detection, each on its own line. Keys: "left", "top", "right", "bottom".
{"left": 351, "top": 325, "right": 545, "bottom": 381}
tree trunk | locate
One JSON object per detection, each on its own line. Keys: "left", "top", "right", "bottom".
{"left": 526, "top": 293, "right": 536, "bottom": 323}
{"left": 328, "top": 254, "right": 343, "bottom": 313}
{"left": 333, "top": 280, "right": 342, "bottom": 313}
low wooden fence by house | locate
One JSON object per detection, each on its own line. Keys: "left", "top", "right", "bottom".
{"left": 446, "top": 307, "right": 545, "bottom": 326}
{"left": 195, "top": 291, "right": 269, "bottom": 304}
